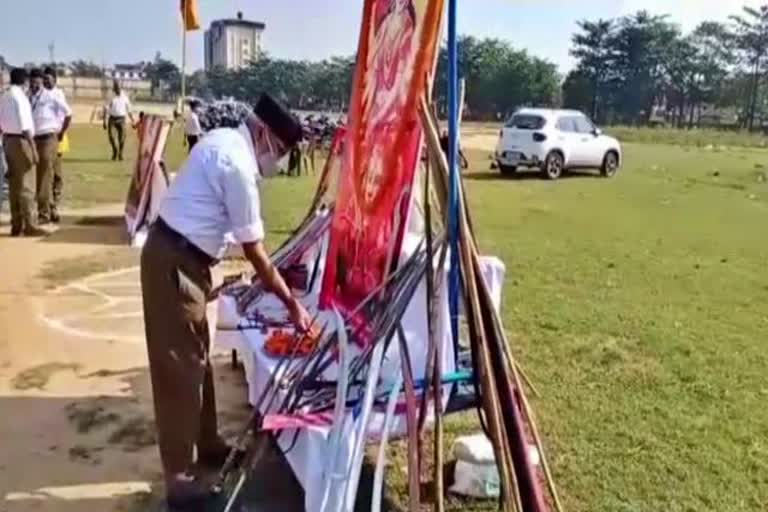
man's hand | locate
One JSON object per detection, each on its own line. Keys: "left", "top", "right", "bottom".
{"left": 242, "top": 240, "right": 313, "bottom": 331}
{"left": 288, "top": 299, "right": 312, "bottom": 332}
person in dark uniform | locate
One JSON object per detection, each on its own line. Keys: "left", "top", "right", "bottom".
{"left": 140, "top": 95, "right": 312, "bottom": 510}
{"left": 103, "top": 81, "right": 135, "bottom": 160}
{"left": 184, "top": 99, "right": 203, "bottom": 153}
{"left": 0, "top": 68, "right": 44, "bottom": 236}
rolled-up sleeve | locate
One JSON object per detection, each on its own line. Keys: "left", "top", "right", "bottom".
{"left": 57, "top": 94, "right": 72, "bottom": 117}
{"left": 221, "top": 162, "right": 265, "bottom": 244}
{"left": 16, "top": 97, "right": 34, "bottom": 133}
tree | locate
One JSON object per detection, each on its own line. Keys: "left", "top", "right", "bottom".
{"left": 570, "top": 19, "right": 615, "bottom": 122}
{"left": 70, "top": 60, "right": 103, "bottom": 78}
{"left": 145, "top": 53, "right": 182, "bottom": 98}
{"left": 609, "top": 11, "right": 681, "bottom": 124}
{"left": 562, "top": 69, "right": 594, "bottom": 113}
{"left": 186, "top": 70, "right": 210, "bottom": 98}
{"left": 434, "top": 36, "right": 559, "bottom": 120}
{"left": 730, "top": 5, "right": 768, "bottom": 130}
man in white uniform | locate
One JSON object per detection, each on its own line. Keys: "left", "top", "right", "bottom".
{"left": 0, "top": 68, "right": 44, "bottom": 236}
{"left": 29, "top": 68, "right": 72, "bottom": 223}
{"left": 140, "top": 94, "right": 312, "bottom": 510}
{"left": 184, "top": 99, "right": 203, "bottom": 153}
{"left": 44, "top": 66, "right": 72, "bottom": 222}
{"left": 103, "top": 81, "right": 134, "bottom": 161}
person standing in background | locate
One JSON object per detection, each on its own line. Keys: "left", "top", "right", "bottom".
{"left": 29, "top": 69, "right": 71, "bottom": 225}
{"left": 0, "top": 134, "right": 7, "bottom": 219}
{"left": 0, "top": 68, "right": 44, "bottom": 237}
{"left": 103, "top": 81, "right": 134, "bottom": 161}
{"left": 184, "top": 100, "right": 203, "bottom": 153}
{"left": 43, "top": 66, "right": 72, "bottom": 223}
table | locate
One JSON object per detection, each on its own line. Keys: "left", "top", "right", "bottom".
{"left": 215, "top": 249, "right": 505, "bottom": 511}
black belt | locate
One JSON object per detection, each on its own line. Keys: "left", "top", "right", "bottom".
{"left": 34, "top": 133, "right": 57, "bottom": 140}
{"left": 154, "top": 217, "right": 218, "bottom": 267}
{"left": 2, "top": 133, "right": 24, "bottom": 139}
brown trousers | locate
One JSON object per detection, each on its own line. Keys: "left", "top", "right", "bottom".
{"left": 34, "top": 134, "right": 58, "bottom": 219}
{"left": 4, "top": 136, "right": 36, "bottom": 231}
{"left": 53, "top": 153, "right": 63, "bottom": 213}
{"left": 140, "top": 225, "right": 220, "bottom": 477}
{"left": 108, "top": 116, "right": 126, "bottom": 159}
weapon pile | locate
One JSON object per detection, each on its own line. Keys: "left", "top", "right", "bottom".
{"left": 213, "top": 1, "right": 563, "bottom": 510}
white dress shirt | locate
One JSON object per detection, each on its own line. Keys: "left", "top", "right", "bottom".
{"left": 0, "top": 85, "right": 35, "bottom": 136}
{"left": 30, "top": 88, "right": 72, "bottom": 136}
{"left": 159, "top": 125, "right": 264, "bottom": 259}
{"left": 185, "top": 111, "right": 203, "bottom": 136}
{"left": 50, "top": 87, "right": 70, "bottom": 125}
{"left": 107, "top": 93, "right": 131, "bottom": 117}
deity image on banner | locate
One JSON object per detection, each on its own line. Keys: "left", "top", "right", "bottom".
{"left": 320, "top": 0, "right": 444, "bottom": 324}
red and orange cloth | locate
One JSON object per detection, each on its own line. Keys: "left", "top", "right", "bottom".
{"left": 264, "top": 325, "right": 321, "bottom": 358}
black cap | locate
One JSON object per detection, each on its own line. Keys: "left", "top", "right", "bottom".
{"left": 254, "top": 93, "right": 302, "bottom": 148}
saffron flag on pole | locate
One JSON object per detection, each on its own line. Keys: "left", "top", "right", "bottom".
{"left": 180, "top": 0, "right": 201, "bottom": 31}
{"left": 319, "top": 0, "right": 445, "bottom": 318}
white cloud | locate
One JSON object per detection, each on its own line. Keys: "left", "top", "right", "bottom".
{"left": 619, "top": 0, "right": 764, "bottom": 31}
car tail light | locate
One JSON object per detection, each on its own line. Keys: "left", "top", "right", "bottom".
{"left": 533, "top": 132, "right": 547, "bottom": 142}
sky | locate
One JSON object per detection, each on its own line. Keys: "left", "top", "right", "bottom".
{"left": 0, "top": 0, "right": 763, "bottom": 74}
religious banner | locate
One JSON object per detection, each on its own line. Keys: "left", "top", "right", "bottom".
{"left": 124, "top": 115, "right": 170, "bottom": 245}
{"left": 319, "top": 0, "right": 445, "bottom": 317}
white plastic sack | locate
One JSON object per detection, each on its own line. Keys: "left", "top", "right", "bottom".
{"left": 450, "top": 433, "right": 499, "bottom": 499}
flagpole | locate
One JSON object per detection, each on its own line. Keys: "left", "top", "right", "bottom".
{"left": 181, "top": 1, "right": 187, "bottom": 115}
{"left": 447, "top": 0, "right": 460, "bottom": 353}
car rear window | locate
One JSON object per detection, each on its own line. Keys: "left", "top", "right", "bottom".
{"left": 505, "top": 114, "right": 546, "bottom": 130}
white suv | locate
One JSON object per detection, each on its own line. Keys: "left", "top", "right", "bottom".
{"left": 494, "top": 108, "right": 622, "bottom": 180}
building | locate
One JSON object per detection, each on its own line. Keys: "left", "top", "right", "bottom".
{"left": 204, "top": 12, "right": 265, "bottom": 71}
{"left": 105, "top": 64, "right": 147, "bottom": 81}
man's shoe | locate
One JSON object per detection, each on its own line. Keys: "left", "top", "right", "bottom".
{"left": 166, "top": 475, "right": 216, "bottom": 511}
{"left": 50, "top": 211, "right": 61, "bottom": 224}
{"left": 23, "top": 226, "right": 49, "bottom": 237}
{"left": 38, "top": 215, "right": 50, "bottom": 225}
{"left": 10, "top": 226, "right": 22, "bottom": 237}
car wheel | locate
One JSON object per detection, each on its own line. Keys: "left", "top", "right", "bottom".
{"left": 542, "top": 151, "right": 564, "bottom": 180}
{"left": 499, "top": 164, "right": 517, "bottom": 176}
{"left": 601, "top": 151, "right": 619, "bottom": 177}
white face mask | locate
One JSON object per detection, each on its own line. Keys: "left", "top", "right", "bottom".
{"left": 257, "top": 151, "right": 281, "bottom": 177}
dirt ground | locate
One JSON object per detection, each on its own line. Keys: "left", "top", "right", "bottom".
{"left": 0, "top": 206, "right": 252, "bottom": 512}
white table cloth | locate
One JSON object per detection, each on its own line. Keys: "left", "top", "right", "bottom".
{"left": 214, "top": 244, "right": 505, "bottom": 512}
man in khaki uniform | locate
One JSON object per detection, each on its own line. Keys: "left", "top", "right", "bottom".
{"left": 0, "top": 68, "right": 44, "bottom": 237}
{"left": 29, "top": 68, "right": 71, "bottom": 224}
{"left": 43, "top": 66, "right": 72, "bottom": 223}
{"left": 141, "top": 95, "right": 312, "bottom": 510}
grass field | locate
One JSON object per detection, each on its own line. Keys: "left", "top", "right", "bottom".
{"left": 462, "top": 122, "right": 768, "bottom": 150}
{"left": 61, "top": 125, "right": 768, "bottom": 510}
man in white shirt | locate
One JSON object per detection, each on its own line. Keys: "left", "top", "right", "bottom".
{"left": 184, "top": 99, "right": 203, "bottom": 153}
{"left": 140, "top": 94, "right": 312, "bottom": 509}
{"left": 29, "top": 68, "right": 72, "bottom": 224}
{"left": 103, "top": 81, "right": 134, "bottom": 161}
{"left": 44, "top": 66, "right": 72, "bottom": 222}
{"left": 0, "top": 68, "right": 44, "bottom": 236}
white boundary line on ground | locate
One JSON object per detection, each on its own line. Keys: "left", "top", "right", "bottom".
{"left": 37, "top": 266, "right": 145, "bottom": 345}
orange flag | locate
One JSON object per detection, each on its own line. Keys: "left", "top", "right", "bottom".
{"left": 180, "top": 0, "right": 201, "bottom": 31}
